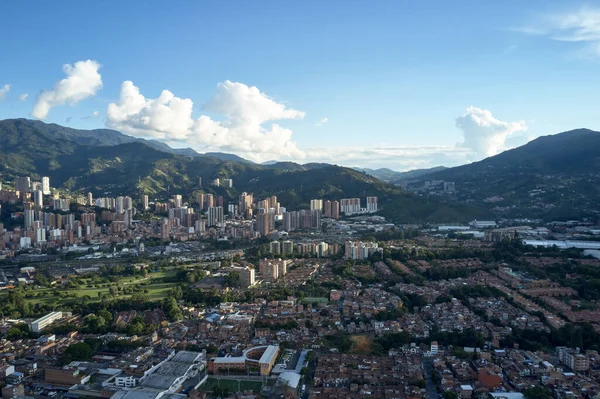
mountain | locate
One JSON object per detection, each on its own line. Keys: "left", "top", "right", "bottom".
{"left": 4, "top": 118, "right": 203, "bottom": 158}
{"left": 0, "top": 118, "right": 491, "bottom": 223}
{"left": 202, "top": 152, "right": 254, "bottom": 164}
{"left": 408, "top": 129, "right": 600, "bottom": 221}
{"left": 355, "top": 166, "right": 448, "bottom": 182}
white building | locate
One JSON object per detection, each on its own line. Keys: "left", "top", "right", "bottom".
{"left": 366, "top": 196, "right": 378, "bottom": 213}
{"left": 30, "top": 311, "right": 63, "bottom": 333}
{"left": 42, "top": 177, "right": 51, "bottom": 195}
{"left": 340, "top": 198, "right": 361, "bottom": 215}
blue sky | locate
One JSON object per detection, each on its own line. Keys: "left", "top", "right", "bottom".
{"left": 2, "top": 0, "right": 600, "bottom": 170}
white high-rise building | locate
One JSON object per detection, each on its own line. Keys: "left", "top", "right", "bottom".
{"left": 88, "top": 192, "right": 93, "bottom": 206}
{"left": 143, "top": 195, "right": 149, "bottom": 210}
{"left": 340, "top": 198, "right": 361, "bottom": 215}
{"left": 42, "top": 177, "right": 51, "bottom": 195}
{"left": 366, "top": 197, "right": 378, "bottom": 213}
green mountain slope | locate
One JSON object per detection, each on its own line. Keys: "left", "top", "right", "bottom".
{"left": 0, "top": 119, "right": 491, "bottom": 223}
{"left": 413, "top": 129, "right": 600, "bottom": 221}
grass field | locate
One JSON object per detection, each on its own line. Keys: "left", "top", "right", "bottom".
{"left": 301, "top": 296, "right": 329, "bottom": 304}
{"left": 200, "top": 377, "right": 265, "bottom": 393}
{"left": 0, "top": 270, "right": 179, "bottom": 305}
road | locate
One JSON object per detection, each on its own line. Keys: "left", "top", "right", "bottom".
{"left": 422, "top": 357, "right": 438, "bottom": 399}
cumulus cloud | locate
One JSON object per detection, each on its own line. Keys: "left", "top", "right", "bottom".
{"left": 106, "top": 80, "right": 305, "bottom": 161}
{"left": 518, "top": 6, "right": 600, "bottom": 56}
{"left": 316, "top": 117, "right": 328, "bottom": 126}
{"left": 93, "top": 110, "right": 99, "bottom": 117}
{"left": 0, "top": 84, "right": 10, "bottom": 99}
{"left": 32, "top": 60, "right": 102, "bottom": 119}
{"left": 456, "top": 106, "right": 527, "bottom": 159}
{"left": 19, "top": 93, "right": 28, "bottom": 101}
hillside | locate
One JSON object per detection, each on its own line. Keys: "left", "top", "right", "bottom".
{"left": 408, "top": 129, "right": 600, "bottom": 221}
{"left": 355, "top": 166, "right": 447, "bottom": 182}
{"left": 0, "top": 119, "right": 491, "bottom": 223}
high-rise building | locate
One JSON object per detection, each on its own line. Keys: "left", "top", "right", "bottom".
{"left": 282, "top": 240, "right": 294, "bottom": 255}
{"left": 42, "top": 177, "right": 51, "bottom": 195}
{"left": 270, "top": 241, "right": 281, "bottom": 254}
{"left": 211, "top": 178, "right": 220, "bottom": 187}
{"left": 344, "top": 240, "right": 382, "bottom": 260}
{"left": 238, "top": 192, "right": 253, "bottom": 215}
{"left": 16, "top": 176, "right": 31, "bottom": 193}
{"left": 24, "top": 208, "right": 35, "bottom": 230}
{"left": 206, "top": 194, "right": 214, "bottom": 208}
{"left": 256, "top": 213, "right": 275, "bottom": 237}
{"left": 123, "top": 196, "right": 133, "bottom": 211}
{"left": 240, "top": 267, "right": 255, "bottom": 288}
{"left": 172, "top": 194, "right": 183, "bottom": 208}
{"left": 366, "top": 197, "right": 378, "bottom": 213}
{"left": 33, "top": 190, "right": 43, "bottom": 208}
{"left": 341, "top": 198, "right": 361, "bottom": 215}
{"left": 143, "top": 195, "right": 149, "bottom": 210}
{"left": 116, "top": 196, "right": 124, "bottom": 214}
{"left": 317, "top": 242, "right": 329, "bottom": 258}
{"left": 331, "top": 201, "right": 340, "bottom": 219}
{"left": 88, "top": 192, "right": 94, "bottom": 206}
{"left": 310, "top": 199, "right": 323, "bottom": 211}
{"left": 197, "top": 193, "right": 205, "bottom": 210}
{"left": 198, "top": 177, "right": 202, "bottom": 187}
{"left": 223, "top": 178, "right": 233, "bottom": 188}
{"left": 282, "top": 212, "right": 293, "bottom": 232}
{"left": 207, "top": 206, "right": 224, "bottom": 227}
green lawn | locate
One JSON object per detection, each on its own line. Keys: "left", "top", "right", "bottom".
{"left": 200, "top": 377, "right": 265, "bottom": 393}
{"left": 0, "top": 270, "right": 179, "bottom": 305}
{"left": 302, "top": 296, "right": 329, "bottom": 304}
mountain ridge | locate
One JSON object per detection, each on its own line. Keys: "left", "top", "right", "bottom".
{"left": 0, "top": 118, "right": 491, "bottom": 223}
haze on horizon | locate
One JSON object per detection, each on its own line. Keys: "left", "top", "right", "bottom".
{"left": 2, "top": 1, "right": 600, "bottom": 171}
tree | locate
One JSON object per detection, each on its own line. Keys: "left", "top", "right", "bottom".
{"left": 523, "top": 387, "right": 552, "bottom": 399}
{"left": 443, "top": 392, "right": 458, "bottom": 399}
{"left": 61, "top": 342, "right": 93, "bottom": 364}
{"left": 163, "top": 296, "right": 183, "bottom": 322}
{"left": 224, "top": 271, "right": 240, "bottom": 288}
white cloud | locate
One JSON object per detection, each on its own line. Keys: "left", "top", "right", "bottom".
{"left": 19, "top": 93, "right": 28, "bottom": 101}
{"left": 0, "top": 84, "right": 10, "bottom": 99}
{"left": 316, "top": 117, "right": 328, "bottom": 126}
{"left": 93, "top": 110, "right": 99, "bottom": 117}
{"left": 303, "top": 145, "right": 470, "bottom": 171}
{"left": 456, "top": 106, "right": 527, "bottom": 159}
{"left": 106, "top": 80, "right": 305, "bottom": 162}
{"left": 32, "top": 60, "right": 102, "bottom": 119}
{"left": 518, "top": 6, "right": 600, "bottom": 56}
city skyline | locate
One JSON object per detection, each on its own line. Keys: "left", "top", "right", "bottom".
{"left": 2, "top": 1, "right": 600, "bottom": 170}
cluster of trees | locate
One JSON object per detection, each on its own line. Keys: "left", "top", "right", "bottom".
{"left": 254, "top": 319, "right": 298, "bottom": 330}
{"left": 501, "top": 323, "right": 600, "bottom": 351}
